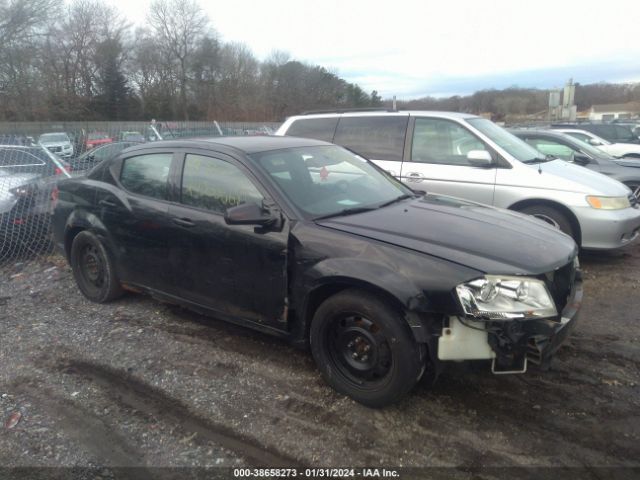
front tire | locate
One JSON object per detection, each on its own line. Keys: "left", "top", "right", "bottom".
{"left": 310, "top": 289, "right": 425, "bottom": 408}
{"left": 70, "top": 231, "right": 123, "bottom": 303}
{"left": 518, "top": 205, "right": 576, "bottom": 241}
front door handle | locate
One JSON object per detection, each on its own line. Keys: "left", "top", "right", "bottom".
{"left": 99, "top": 199, "right": 117, "bottom": 207}
{"left": 173, "top": 217, "right": 196, "bottom": 228}
{"left": 405, "top": 172, "right": 425, "bottom": 182}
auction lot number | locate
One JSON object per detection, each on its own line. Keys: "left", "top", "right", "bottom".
{"left": 234, "top": 468, "right": 400, "bottom": 478}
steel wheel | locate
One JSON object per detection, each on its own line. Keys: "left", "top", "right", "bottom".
{"left": 70, "top": 230, "right": 123, "bottom": 303}
{"left": 327, "top": 314, "right": 393, "bottom": 385}
{"left": 80, "top": 244, "right": 106, "bottom": 288}
{"left": 310, "top": 289, "right": 426, "bottom": 407}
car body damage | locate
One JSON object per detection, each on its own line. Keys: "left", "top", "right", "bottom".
{"left": 52, "top": 136, "right": 582, "bottom": 406}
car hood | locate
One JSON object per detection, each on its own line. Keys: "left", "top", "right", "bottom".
{"left": 317, "top": 195, "right": 577, "bottom": 275}
{"left": 526, "top": 159, "right": 631, "bottom": 195}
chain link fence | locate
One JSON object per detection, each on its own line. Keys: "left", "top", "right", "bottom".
{"left": 0, "top": 120, "right": 281, "bottom": 265}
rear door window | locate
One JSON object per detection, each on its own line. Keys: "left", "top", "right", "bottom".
{"left": 285, "top": 118, "right": 339, "bottom": 142}
{"left": 0, "top": 149, "right": 45, "bottom": 168}
{"left": 333, "top": 116, "right": 408, "bottom": 161}
{"left": 120, "top": 153, "right": 173, "bottom": 200}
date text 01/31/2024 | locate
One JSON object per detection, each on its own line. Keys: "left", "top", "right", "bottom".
{"left": 233, "top": 468, "right": 400, "bottom": 478}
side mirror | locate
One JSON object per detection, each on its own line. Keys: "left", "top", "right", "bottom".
{"left": 588, "top": 138, "right": 602, "bottom": 146}
{"left": 466, "top": 150, "right": 493, "bottom": 167}
{"left": 224, "top": 202, "right": 275, "bottom": 226}
{"left": 572, "top": 152, "right": 591, "bottom": 165}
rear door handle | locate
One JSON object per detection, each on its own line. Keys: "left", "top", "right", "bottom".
{"left": 172, "top": 217, "right": 196, "bottom": 228}
{"left": 99, "top": 199, "right": 117, "bottom": 207}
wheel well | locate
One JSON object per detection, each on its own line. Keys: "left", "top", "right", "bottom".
{"left": 509, "top": 199, "right": 582, "bottom": 246}
{"left": 64, "top": 226, "right": 85, "bottom": 260}
{"left": 303, "top": 281, "right": 407, "bottom": 339}
{"left": 622, "top": 153, "right": 640, "bottom": 159}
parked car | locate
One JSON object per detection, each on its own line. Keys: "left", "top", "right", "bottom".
{"left": 52, "top": 137, "right": 581, "bottom": 407}
{"left": 0, "top": 145, "right": 72, "bottom": 177}
{"left": 511, "top": 129, "right": 640, "bottom": 200}
{"left": 553, "top": 128, "right": 640, "bottom": 159}
{"left": 118, "top": 131, "right": 145, "bottom": 142}
{"left": 0, "top": 134, "right": 36, "bottom": 146}
{"left": 71, "top": 141, "right": 142, "bottom": 172}
{"left": 552, "top": 123, "right": 640, "bottom": 145}
{"left": 0, "top": 170, "right": 57, "bottom": 252}
{"left": 38, "top": 132, "right": 74, "bottom": 158}
{"left": 85, "top": 132, "right": 113, "bottom": 150}
{"left": 0, "top": 146, "right": 70, "bottom": 251}
{"left": 276, "top": 111, "right": 640, "bottom": 250}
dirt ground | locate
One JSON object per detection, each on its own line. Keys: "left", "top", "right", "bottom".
{"left": 0, "top": 242, "right": 639, "bottom": 478}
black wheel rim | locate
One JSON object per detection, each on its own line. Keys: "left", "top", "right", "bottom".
{"left": 326, "top": 314, "right": 393, "bottom": 386}
{"left": 80, "top": 244, "right": 105, "bottom": 288}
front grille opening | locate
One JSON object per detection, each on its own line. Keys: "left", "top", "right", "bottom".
{"left": 541, "top": 260, "right": 575, "bottom": 314}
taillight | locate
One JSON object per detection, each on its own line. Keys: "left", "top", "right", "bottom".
{"left": 51, "top": 187, "right": 59, "bottom": 208}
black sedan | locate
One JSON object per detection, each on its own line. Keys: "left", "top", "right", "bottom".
{"left": 511, "top": 129, "right": 640, "bottom": 200}
{"left": 52, "top": 137, "right": 581, "bottom": 407}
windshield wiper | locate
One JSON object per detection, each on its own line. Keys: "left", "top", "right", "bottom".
{"left": 313, "top": 206, "right": 378, "bottom": 221}
{"left": 378, "top": 193, "right": 415, "bottom": 208}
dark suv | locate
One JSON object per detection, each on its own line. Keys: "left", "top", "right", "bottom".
{"left": 551, "top": 123, "right": 640, "bottom": 144}
{"left": 52, "top": 136, "right": 582, "bottom": 407}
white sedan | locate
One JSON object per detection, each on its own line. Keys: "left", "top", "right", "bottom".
{"left": 556, "top": 128, "right": 640, "bottom": 159}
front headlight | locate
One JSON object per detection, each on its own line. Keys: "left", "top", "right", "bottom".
{"left": 456, "top": 276, "right": 557, "bottom": 320}
{"left": 586, "top": 195, "right": 630, "bottom": 210}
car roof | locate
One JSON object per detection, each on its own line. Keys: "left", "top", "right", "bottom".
{"left": 288, "top": 110, "right": 478, "bottom": 120}
{"left": 124, "top": 136, "right": 333, "bottom": 155}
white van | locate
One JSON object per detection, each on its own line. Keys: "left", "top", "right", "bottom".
{"left": 276, "top": 111, "right": 640, "bottom": 250}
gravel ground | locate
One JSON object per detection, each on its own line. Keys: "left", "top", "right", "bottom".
{"left": 0, "top": 244, "right": 639, "bottom": 477}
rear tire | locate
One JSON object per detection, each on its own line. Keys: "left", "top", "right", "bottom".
{"left": 70, "top": 230, "right": 123, "bottom": 303}
{"left": 518, "top": 205, "right": 576, "bottom": 241}
{"left": 310, "top": 289, "right": 425, "bottom": 408}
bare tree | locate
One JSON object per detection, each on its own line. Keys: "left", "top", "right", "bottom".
{"left": 148, "top": 0, "right": 209, "bottom": 120}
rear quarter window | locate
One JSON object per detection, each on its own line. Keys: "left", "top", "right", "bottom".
{"left": 285, "top": 118, "right": 339, "bottom": 142}
{"left": 333, "top": 116, "right": 408, "bottom": 161}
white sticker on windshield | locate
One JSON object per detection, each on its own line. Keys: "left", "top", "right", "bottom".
{"left": 337, "top": 199, "right": 359, "bottom": 206}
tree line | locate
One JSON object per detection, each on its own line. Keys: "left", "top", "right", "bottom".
{"left": 0, "top": 0, "right": 382, "bottom": 122}
{"left": 391, "top": 83, "right": 640, "bottom": 121}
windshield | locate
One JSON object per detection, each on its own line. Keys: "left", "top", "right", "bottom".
{"left": 39, "top": 133, "right": 68, "bottom": 143}
{"left": 251, "top": 145, "right": 412, "bottom": 218}
{"left": 467, "top": 118, "right": 545, "bottom": 162}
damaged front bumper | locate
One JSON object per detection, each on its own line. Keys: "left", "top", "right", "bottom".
{"left": 437, "top": 269, "right": 583, "bottom": 373}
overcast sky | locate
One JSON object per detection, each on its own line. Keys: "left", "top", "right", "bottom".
{"left": 108, "top": 0, "right": 640, "bottom": 99}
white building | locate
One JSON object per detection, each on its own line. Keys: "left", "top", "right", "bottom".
{"left": 589, "top": 102, "right": 640, "bottom": 121}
